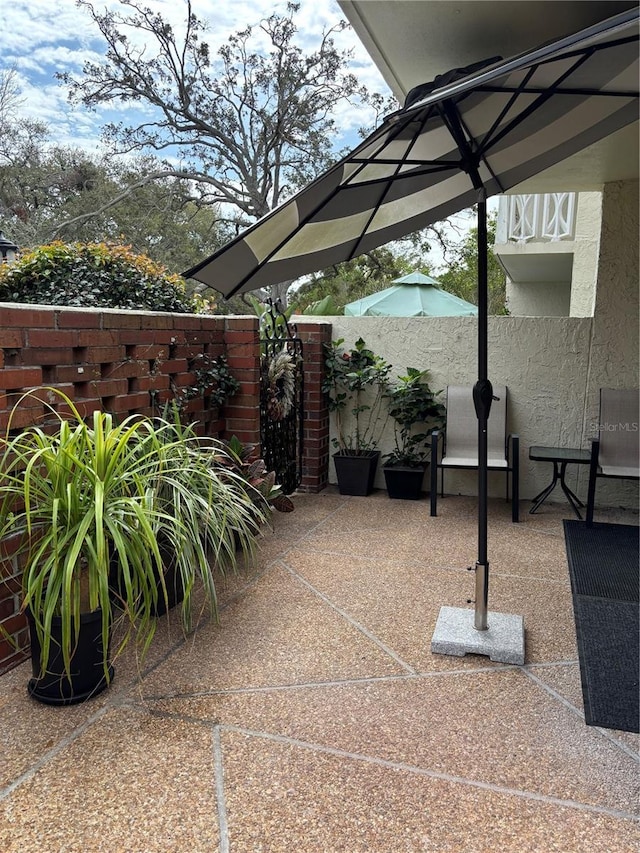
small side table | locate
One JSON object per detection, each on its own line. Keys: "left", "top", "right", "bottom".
{"left": 529, "top": 446, "right": 591, "bottom": 519}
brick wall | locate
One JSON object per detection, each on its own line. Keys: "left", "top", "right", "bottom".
{"left": 296, "top": 322, "right": 332, "bottom": 493}
{"left": 0, "top": 306, "right": 332, "bottom": 676}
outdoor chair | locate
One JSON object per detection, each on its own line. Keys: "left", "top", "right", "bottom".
{"left": 430, "top": 385, "right": 520, "bottom": 522}
{"left": 585, "top": 388, "right": 640, "bottom": 527}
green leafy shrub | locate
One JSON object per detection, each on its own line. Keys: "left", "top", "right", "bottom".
{"left": 0, "top": 241, "right": 197, "bottom": 312}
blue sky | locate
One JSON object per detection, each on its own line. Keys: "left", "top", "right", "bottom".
{"left": 1, "top": 0, "right": 389, "bottom": 153}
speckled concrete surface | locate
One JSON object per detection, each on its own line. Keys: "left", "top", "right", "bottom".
{"left": 1, "top": 491, "right": 638, "bottom": 853}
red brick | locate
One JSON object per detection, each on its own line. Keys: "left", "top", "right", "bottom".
{"left": 224, "top": 317, "right": 257, "bottom": 331}
{"left": 0, "top": 647, "right": 29, "bottom": 675}
{"left": 103, "top": 312, "right": 142, "bottom": 330}
{"left": 1, "top": 306, "right": 56, "bottom": 328}
{"left": 0, "top": 572, "right": 23, "bottom": 595}
{"left": 127, "top": 344, "right": 167, "bottom": 361}
{"left": 226, "top": 356, "right": 259, "bottom": 371}
{"left": 109, "top": 392, "right": 151, "bottom": 413}
{"left": 83, "top": 346, "right": 126, "bottom": 364}
{"left": 133, "top": 375, "right": 171, "bottom": 392}
{"left": 21, "top": 347, "right": 76, "bottom": 366}
{"left": 68, "top": 398, "right": 102, "bottom": 418}
{"left": 56, "top": 309, "right": 102, "bottom": 329}
{"left": 106, "top": 360, "right": 149, "bottom": 380}
{"left": 140, "top": 314, "right": 174, "bottom": 330}
{"left": 56, "top": 364, "right": 102, "bottom": 383}
{"left": 0, "top": 595, "right": 17, "bottom": 620}
{"left": 76, "top": 330, "right": 120, "bottom": 347}
{"left": 158, "top": 359, "right": 189, "bottom": 375}
{"left": 0, "top": 611, "right": 28, "bottom": 637}
{"left": 0, "top": 366, "right": 43, "bottom": 390}
{"left": 27, "top": 329, "right": 77, "bottom": 348}
{"left": 172, "top": 345, "right": 204, "bottom": 360}
{"left": 91, "top": 379, "right": 128, "bottom": 397}
{"left": 224, "top": 330, "right": 257, "bottom": 345}
{"left": 0, "top": 329, "right": 24, "bottom": 348}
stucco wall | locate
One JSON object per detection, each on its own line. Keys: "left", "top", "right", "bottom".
{"left": 569, "top": 192, "right": 602, "bottom": 318}
{"left": 506, "top": 281, "right": 571, "bottom": 317}
{"left": 579, "top": 179, "right": 640, "bottom": 505}
{"left": 308, "top": 314, "right": 594, "bottom": 498}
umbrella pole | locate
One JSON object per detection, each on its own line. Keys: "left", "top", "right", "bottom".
{"left": 474, "top": 194, "right": 490, "bottom": 631}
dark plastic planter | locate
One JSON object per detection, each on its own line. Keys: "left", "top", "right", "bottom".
{"left": 109, "top": 539, "right": 185, "bottom": 617}
{"left": 26, "top": 608, "right": 113, "bottom": 706}
{"left": 383, "top": 463, "right": 428, "bottom": 500}
{"left": 333, "top": 451, "right": 380, "bottom": 496}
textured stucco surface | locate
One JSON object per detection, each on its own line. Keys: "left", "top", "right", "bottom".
{"left": 326, "top": 313, "right": 596, "bottom": 498}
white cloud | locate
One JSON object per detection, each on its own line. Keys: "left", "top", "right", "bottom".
{"left": 2, "top": 0, "right": 390, "bottom": 157}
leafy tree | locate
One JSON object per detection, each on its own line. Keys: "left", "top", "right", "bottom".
{"left": 0, "top": 241, "right": 196, "bottom": 312}
{"left": 60, "top": 0, "right": 379, "bottom": 303}
{"left": 0, "top": 115, "right": 223, "bottom": 273}
{"left": 437, "top": 214, "right": 508, "bottom": 315}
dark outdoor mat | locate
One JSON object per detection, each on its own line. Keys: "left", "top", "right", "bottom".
{"left": 563, "top": 521, "right": 639, "bottom": 602}
{"left": 563, "top": 520, "right": 639, "bottom": 733}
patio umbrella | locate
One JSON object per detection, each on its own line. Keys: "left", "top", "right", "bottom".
{"left": 185, "top": 9, "right": 639, "bottom": 647}
{"left": 344, "top": 272, "right": 478, "bottom": 316}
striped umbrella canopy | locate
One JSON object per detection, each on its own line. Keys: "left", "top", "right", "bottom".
{"left": 185, "top": 9, "right": 639, "bottom": 632}
{"left": 185, "top": 9, "right": 638, "bottom": 298}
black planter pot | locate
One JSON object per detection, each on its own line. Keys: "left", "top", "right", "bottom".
{"left": 333, "top": 451, "right": 380, "bottom": 496}
{"left": 383, "top": 463, "right": 428, "bottom": 500}
{"left": 26, "top": 608, "right": 113, "bottom": 706}
{"left": 109, "top": 539, "right": 185, "bottom": 617}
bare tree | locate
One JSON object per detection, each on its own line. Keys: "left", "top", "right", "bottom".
{"left": 60, "top": 0, "right": 378, "bottom": 302}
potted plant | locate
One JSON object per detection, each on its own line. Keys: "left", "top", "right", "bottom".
{"left": 116, "top": 409, "right": 267, "bottom": 627}
{"left": 218, "top": 435, "right": 295, "bottom": 520}
{"left": 0, "top": 390, "right": 264, "bottom": 705}
{"left": 0, "top": 389, "right": 176, "bottom": 704}
{"left": 322, "top": 337, "right": 391, "bottom": 495}
{"left": 382, "top": 368, "right": 446, "bottom": 500}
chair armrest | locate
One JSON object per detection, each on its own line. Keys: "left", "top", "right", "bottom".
{"left": 508, "top": 434, "right": 520, "bottom": 522}
{"left": 586, "top": 438, "right": 600, "bottom": 527}
{"left": 430, "top": 431, "right": 441, "bottom": 517}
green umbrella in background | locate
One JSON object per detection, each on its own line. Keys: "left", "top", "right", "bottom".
{"left": 344, "top": 272, "right": 478, "bottom": 317}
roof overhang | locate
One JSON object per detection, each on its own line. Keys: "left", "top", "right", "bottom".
{"left": 339, "top": 0, "right": 639, "bottom": 190}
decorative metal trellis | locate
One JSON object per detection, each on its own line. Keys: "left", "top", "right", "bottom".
{"left": 259, "top": 299, "right": 304, "bottom": 494}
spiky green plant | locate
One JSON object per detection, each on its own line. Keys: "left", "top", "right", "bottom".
{"left": 0, "top": 390, "right": 267, "bottom": 683}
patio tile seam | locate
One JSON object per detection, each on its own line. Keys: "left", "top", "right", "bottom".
{"left": 132, "top": 663, "right": 526, "bottom": 703}
{"left": 523, "top": 666, "right": 640, "bottom": 762}
{"left": 0, "top": 703, "right": 112, "bottom": 802}
{"left": 285, "top": 545, "right": 572, "bottom": 584}
{"left": 218, "top": 723, "right": 640, "bottom": 824}
{"left": 212, "top": 725, "right": 230, "bottom": 853}
{"left": 278, "top": 558, "right": 417, "bottom": 675}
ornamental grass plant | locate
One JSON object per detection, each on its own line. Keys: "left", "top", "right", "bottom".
{"left": 0, "top": 389, "right": 267, "bottom": 688}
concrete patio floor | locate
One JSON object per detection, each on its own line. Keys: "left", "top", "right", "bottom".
{"left": 1, "top": 489, "right": 638, "bottom": 852}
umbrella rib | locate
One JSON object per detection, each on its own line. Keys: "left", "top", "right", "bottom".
{"left": 345, "top": 109, "right": 435, "bottom": 263}
{"left": 480, "top": 49, "right": 595, "bottom": 156}
{"left": 218, "top": 105, "right": 439, "bottom": 296}
{"left": 341, "top": 163, "right": 461, "bottom": 191}
{"left": 478, "top": 84, "right": 639, "bottom": 98}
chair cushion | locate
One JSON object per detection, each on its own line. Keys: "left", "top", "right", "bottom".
{"left": 600, "top": 464, "right": 640, "bottom": 478}
{"left": 441, "top": 455, "right": 508, "bottom": 469}
{"left": 444, "top": 385, "right": 508, "bottom": 461}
